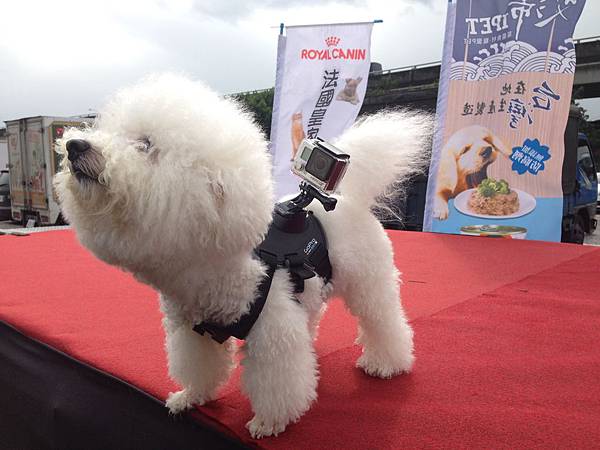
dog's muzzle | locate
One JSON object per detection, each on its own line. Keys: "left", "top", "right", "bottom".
{"left": 66, "top": 139, "right": 91, "bottom": 162}
{"left": 66, "top": 139, "right": 103, "bottom": 183}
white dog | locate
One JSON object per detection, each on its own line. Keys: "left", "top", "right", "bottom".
{"left": 54, "top": 74, "right": 430, "bottom": 438}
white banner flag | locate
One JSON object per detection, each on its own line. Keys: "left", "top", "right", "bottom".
{"left": 270, "top": 22, "right": 374, "bottom": 199}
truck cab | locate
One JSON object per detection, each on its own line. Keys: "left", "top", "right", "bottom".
{"left": 560, "top": 107, "right": 598, "bottom": 244}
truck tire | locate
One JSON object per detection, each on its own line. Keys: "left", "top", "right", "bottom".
{"left": 571, "top": 214, "right": 586, "bottom": 245}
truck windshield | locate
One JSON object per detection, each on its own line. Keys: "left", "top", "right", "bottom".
{"left": 577, "top": 143, "right": 597, "bottom": 181}
{"left": 0, "top": 172, "right": 9, "bottom": 186}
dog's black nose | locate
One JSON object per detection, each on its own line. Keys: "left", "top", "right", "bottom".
{"left": 481, "top": 146, "right": 493, "bottom": 159}
{"left": 66, "top": 139, "right": 91, "bottom": 162}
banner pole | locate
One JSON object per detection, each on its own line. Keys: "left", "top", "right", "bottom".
{"left": 423, "top": 0, "right": 457, "bottom": 231}
{"left": 272, "top": 20, "right": 382, "bottom": 30}
{"left": 285, "top": 20, "right": 383, "bottom": 28}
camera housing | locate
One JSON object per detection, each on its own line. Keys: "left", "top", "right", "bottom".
{"left": 292, "top": 138, "right": 350, "bottom": 195}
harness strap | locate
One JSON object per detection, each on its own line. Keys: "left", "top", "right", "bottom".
{"left": 192, "top": 264, "right": 276, "bottom": 344}
{"left": 192, "top": 213, "right": 331, "bottom": 344}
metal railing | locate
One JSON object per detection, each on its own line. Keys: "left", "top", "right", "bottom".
{"left": 369, "top": 35, "right": 600, "bottom": 78}
{"left": 225, "top": 88, "right": 272, "bottom": 98}
{"left": 368, "top": 60, "right": 441, "bottom": 77}
{"left": 574, "top": 35, "right": 600, "bottom": 44}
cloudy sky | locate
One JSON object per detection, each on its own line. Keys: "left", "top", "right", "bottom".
{"left": 1, "top": 0, "right": 599, "bottom": 124}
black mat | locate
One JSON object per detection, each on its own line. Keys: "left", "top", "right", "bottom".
{"left": 0, "top": 320, "right": 249, "bottom": 450}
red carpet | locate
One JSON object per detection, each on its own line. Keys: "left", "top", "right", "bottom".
{"left": 1, "top": 230, "right": 600, "bottom": 448}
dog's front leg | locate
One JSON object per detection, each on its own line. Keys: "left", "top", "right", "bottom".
{"left": 433, "top": 192, "right": 450, "bottom": 220}
{"left": 163, "top": 317, "right": 236, "bottom": 414}
{"left": 434, "top": 155, "right": 458, "bottom": 220}
{"left": 242, "top": 271, "right": 318, "bottom": 439}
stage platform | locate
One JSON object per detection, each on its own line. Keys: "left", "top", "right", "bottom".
{"left": 1, "top": 229, "right": 600, "bottom": 449}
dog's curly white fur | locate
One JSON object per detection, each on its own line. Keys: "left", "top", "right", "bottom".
{"left": 54, "top": 74, "right": 430, "bottom": 438}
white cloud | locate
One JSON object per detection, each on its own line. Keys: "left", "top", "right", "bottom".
{"left": 1, "top": 1, "right": 159, "bottom": 70}
{"left": 0, "top": 0, "right": 598, "bottom": 122}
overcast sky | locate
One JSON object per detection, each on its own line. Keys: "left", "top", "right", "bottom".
{"left": 1, "top": 0, "right": 599, "bottom": 124}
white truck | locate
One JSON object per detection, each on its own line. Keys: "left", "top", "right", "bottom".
{"left": 5, "top": 116, "right": 93, "bottom": 225}
{"left": 0, "top": 129, "right": 8, "bottom": 170}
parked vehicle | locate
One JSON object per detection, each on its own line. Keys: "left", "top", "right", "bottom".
{"left": 560, "top": 108, "right": 598, "bottom": 244}
{"left": 5, "top": 116, "right": 93, "bottom": 225}
{"left": 597, "top": 172, "right": 600, "bottom": 213}
{"left": 0, "top": 170, "right": 10, "bottom": 221}
{"left": 383, "top": 108, "right": 598, "bottom": 245}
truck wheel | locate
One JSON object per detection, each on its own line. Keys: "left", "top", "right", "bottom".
{"left": 571, "top": 214, "right": 586, "bottom": 245}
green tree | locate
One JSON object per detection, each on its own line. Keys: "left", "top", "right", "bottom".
{"left": 231, "top": 89, "right": 274, "bottom": 137}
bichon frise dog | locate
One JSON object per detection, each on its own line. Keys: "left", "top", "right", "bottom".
{"left": 54, "top": 74, "right": 430, "bottom": 439}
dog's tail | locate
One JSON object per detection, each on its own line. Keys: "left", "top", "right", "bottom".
{"left": 333, "top": 110, "right": 432, "bottom": 213}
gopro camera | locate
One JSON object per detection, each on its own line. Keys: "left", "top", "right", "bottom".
{"left": 292, "top": 138, "right": 350, "bottom": 195}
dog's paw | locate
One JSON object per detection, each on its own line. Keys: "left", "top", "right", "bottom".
{"left": 165, "top": 389, "right": 208, "bottom": 414}
{"left": 246, "top": 415, "right": 288, "bottom": 439}
{"left": 357, "top": 351, "right": 414, "bottom": 379}
{"left": 433, "top": 198, "right": 449, "bottom": 220}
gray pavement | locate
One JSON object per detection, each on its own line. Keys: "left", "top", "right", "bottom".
{"left": 0, "top": 221, "right": 70, "bottom": 234}
{"left": 584, "top": 214, "right": 600, "bottom": 246}
{"left": 0, "top": 220, "right": 17, "bottom": 230}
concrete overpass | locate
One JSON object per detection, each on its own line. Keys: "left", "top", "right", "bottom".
{"left": 360, "top": 36, "right": 600, "bottom": 114}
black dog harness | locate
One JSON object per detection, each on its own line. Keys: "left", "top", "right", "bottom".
{"left": 193, "top": 211, "right": 331, "bottom": 344}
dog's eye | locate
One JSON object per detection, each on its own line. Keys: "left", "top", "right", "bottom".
{"left": 133, "top": 137, "right": 152, "bottom": 153}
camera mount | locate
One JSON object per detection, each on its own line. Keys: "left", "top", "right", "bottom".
{"left": 254, "top": 180, "right": 333, "bottom": 295}
{"left": 273, "top": 182, "right": 337, "bottom": 233}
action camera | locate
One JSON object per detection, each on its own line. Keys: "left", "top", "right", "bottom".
{"left": 292, "top": 138, "right": 350, "bottom": 195}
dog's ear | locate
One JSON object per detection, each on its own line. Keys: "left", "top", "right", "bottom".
{"left": 357, "top": 77, "right": 363, "bottom": 83}
{"left": 345, "top": 78, "right": 351, "bottom": 83}
{"left": 484, "top": 134, "right": 511, "bottom": 158}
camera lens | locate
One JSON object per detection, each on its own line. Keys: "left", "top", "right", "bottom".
{"left": 306, "top": 150, "right": 334, "bottom": 181}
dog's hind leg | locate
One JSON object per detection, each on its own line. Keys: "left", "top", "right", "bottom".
{"left": 341, "top": 266, "right": 414, "bottom": 378}
{"left": 163, "top": 318, "right": 236, "bottom": 413}
{"left": 242, "top": 270, "right": 318, "bottom": 439}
